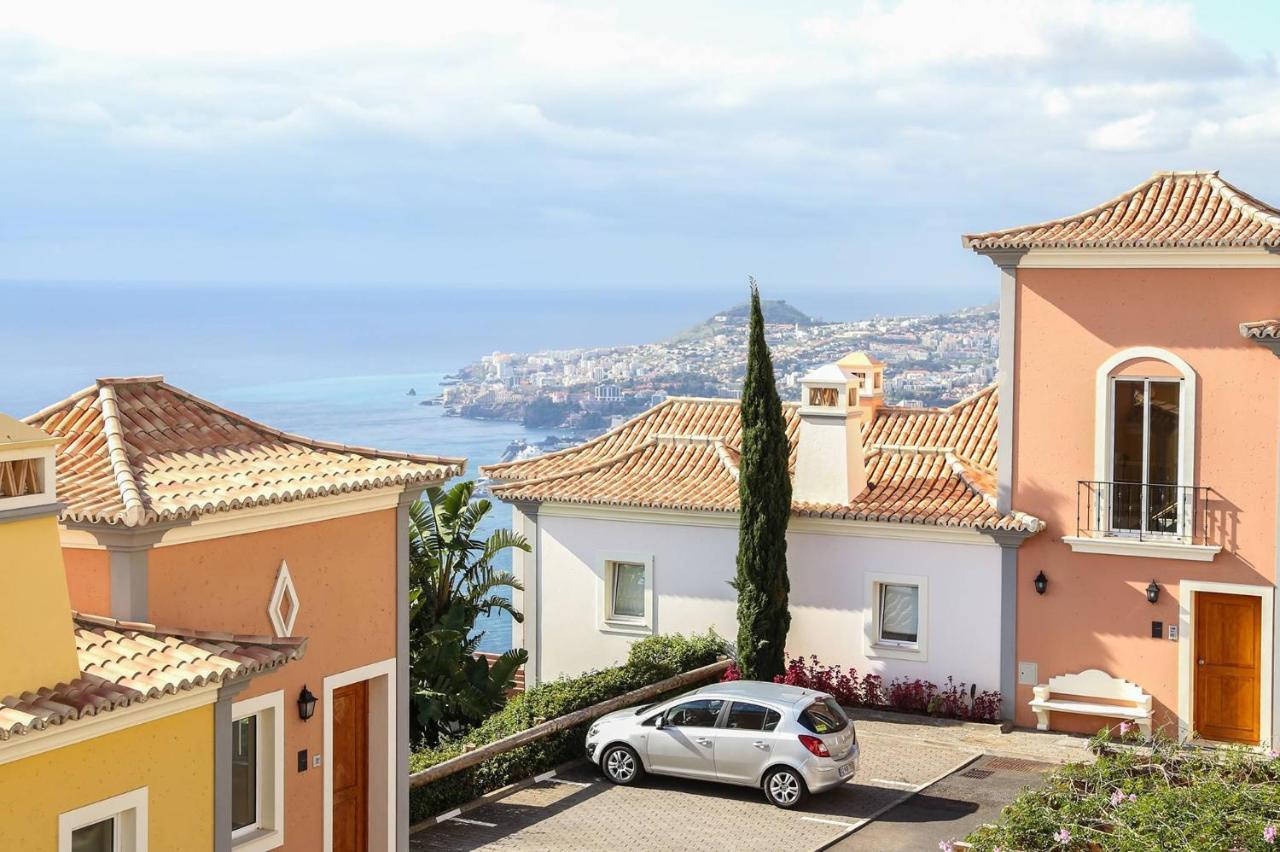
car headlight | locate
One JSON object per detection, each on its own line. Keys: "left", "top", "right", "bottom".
{"left": 588, "top": 725, "right": 600, "bottom": 738}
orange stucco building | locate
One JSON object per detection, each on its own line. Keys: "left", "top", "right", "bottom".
{"left": 25, "top": 377, "right": 464, "bottom": 852}
{"left": 965, "top": 170, "right": 1280, "bottom": 746}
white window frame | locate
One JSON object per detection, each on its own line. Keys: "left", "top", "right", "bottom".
{"left": 58, "top": 787, "right": 148, "bottom": 852}
{"left": 1063, "top": 347, "right": 1220, "bottom": 559}
{"left": 231, "top": 690, "right": 285, "bottom": 852}
{"left": 598, "top": 553, "right": 654, "bottom": 635}
{"left": 864, "top": 572, "right": 928, "bottom": 662}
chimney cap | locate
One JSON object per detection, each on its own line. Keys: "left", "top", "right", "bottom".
{"left": 800, "top": 363, "right": 853, "bottom": 385}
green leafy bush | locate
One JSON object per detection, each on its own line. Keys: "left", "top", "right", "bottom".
{"left": 409, "top": 630, "right": 725, "bottom": 822}
{"left": 962, "top": 729, "right": 1280, "bottom": 850}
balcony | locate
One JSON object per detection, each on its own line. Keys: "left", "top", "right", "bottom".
{"left": 1063, "top": 480, "right": 1221, "bottom": 562}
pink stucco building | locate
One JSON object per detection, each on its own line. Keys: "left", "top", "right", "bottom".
{"left": 966, "top": 170, "right": 1280, "bottom": 745}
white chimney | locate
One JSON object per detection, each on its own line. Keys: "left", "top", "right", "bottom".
{"left": 793, "top": 360, "right": 868, "bottom": 505}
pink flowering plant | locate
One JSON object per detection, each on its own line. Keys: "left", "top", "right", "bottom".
{"left": 966, "top": 728, "right": 1280, "bottom": 850}
{"left": 725, "top": 654, "right": 1002, "bottom": 722}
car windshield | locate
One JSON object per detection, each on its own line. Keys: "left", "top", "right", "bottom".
{"left": 798, "top": 697, "right": 849, "bottom": 735}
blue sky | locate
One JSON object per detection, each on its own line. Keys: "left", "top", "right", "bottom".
{"left": 2, "top": 0, "right": 1279, "bottom": 295}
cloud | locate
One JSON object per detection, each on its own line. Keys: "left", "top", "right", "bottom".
{"left": 1, "top": 0, "right": 1279, "bottom": 287}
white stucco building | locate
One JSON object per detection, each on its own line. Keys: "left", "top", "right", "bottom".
{"left": 483, "top": 354, "right": 1043, "bottom": 716}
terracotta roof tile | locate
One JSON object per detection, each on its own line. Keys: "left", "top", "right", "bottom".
{"left": 25, "top": 378, "right": 466, "bottom": 527}
{"left": 0, "top": 614, "right": 305, "bottom": 740}
{"left": 481, "top": 386, "right": 1041, "bottom": 533}
{"left": 1241, "top": 320, "right": 1280, "bottom": 340}
{"left": 963, "top": 171, "right": 1280, "bottom": 250}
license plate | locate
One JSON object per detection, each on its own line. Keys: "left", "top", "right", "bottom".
{"left": 838, "top": 763, "right": 853, "bottom": 779}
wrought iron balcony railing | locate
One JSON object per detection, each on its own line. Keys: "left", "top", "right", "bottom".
{"left": 1077, "top": 480, "right": 1213, "bottom": 545}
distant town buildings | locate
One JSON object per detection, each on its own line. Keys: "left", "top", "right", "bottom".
{"left": 449, "top": 305, "right": 999, "bottom": 428}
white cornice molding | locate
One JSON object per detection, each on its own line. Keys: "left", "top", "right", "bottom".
{"left": 1062, "top": 535, "right": 1220, "bottom": 562}
{"left": 1018, "top": 248, "right": 1280, "bottom": 269}
{"left": 538, "top": 502, "right": 996, "bottom": 545}
{"left": 0, "top": 688, "right": 216, "bottom": 766}
{"left": 59, "top": 488, "right": 405, "bottom": 550}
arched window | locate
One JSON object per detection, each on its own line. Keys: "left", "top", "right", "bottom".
{"left": 1093, "top": 347, "right": 1196, "bottom": 538}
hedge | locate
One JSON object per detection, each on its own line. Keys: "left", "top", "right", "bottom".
{"left": 408, "top": 631, "right": 725, "bottom": 822}
{"left": 959, "top": 728, "right": 1280, "bottom": 851}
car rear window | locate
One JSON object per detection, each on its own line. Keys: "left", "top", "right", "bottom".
{"left": 798, "top": 697, "right": 849, "bottom": 734}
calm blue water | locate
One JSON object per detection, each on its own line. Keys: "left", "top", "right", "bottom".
{"left": 218, "top": 372, "right": 558, "bottom": 653}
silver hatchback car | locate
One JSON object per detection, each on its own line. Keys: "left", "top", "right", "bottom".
{"left": 585, "top": 680, "right": 859, "bottom": 808}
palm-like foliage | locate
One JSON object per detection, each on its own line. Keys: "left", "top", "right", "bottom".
{"left": 408, "top": 481, "right": 530, "bottom": 745}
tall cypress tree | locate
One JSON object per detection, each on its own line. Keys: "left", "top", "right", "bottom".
{"left": 733, "top": 278, "right": 792, "bottom": 681}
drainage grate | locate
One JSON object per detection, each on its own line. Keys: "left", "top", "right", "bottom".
{"left": 984, "top": 757, "right": 1052, "bottom": 773}
{"left": 960, "top": 768, "right": 994, "bottom": 780}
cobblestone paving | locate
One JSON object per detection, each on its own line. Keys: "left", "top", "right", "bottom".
{"left": 411, "top": 730, "right": 978, "bottom": 851}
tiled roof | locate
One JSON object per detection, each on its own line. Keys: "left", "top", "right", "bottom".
{"left": 0, "top": 614, "right": 305, "bottom": 740}
{"left": 1241, "top": 320, "right": 1280, "bottom": 340}
{"left": 482, "top": 386, "right": 1042, "bottom": 533}
{"left": 24, "top": 377, "right": 466, "bottom": 527}
{"left": 963, "top": 171, "right": 1280, "bottom": 250}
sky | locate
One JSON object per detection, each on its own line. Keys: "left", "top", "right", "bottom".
{"left": 2, "top": 0, "right": 1279, "bottom": 295}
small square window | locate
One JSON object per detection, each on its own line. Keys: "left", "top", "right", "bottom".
{"left": 878, "top": 583, "right": 919, "bottom": 646}
{"left": 609, "top": 561, "right": 646, "bottom": 619}
{"left": 59, "top": 788, "right": 145, "bottom": 852}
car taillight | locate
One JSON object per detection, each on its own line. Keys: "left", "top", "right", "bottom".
{"left": 798, "top": 734, "right": 830, "bottom": 757}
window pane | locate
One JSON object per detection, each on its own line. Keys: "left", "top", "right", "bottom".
{"left": 1147, "top": 381, "right": 1180, "bottom": 534}
{"left": 879, "top": 584, "right": 919, "bottom": 643}
{"left": 664, "top": 699, "right": 723, "bottom": 728}
{"left": 611, "top": 562, "right": 645, "bottom": 618}
{"left": 231, "top": 715, "right": 257, "bottom": 831}
{"left": 725, "top": 702, "right": 770, "bottom": 730}
{"left": 72, "top": 818, "right": 114, "bottom": 852}
{"left": 1111, "top": 380, "right": 1145, "bottom": 531}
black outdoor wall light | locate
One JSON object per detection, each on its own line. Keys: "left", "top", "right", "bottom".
{"left": 1146, "top": 580, "right": 1160, "bottom": 604}
{"left": 1033, "top": 570, "right": 1048, "bottom": 595}
{"left": 298, "top": 685, "right": 317, "bottom": 721}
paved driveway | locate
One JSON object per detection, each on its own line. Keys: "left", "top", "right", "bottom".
{"left": 410, "top": 729, "right": 980, "bottom": 851}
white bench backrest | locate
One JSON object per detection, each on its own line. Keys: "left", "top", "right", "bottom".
{"left": 1045, "top": 669, "right": 1146, "bottom": 703}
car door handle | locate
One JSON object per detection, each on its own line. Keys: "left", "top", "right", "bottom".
{"left": 695, "top": 737, "right": 713, "bottom": 747}
{"left": 752, "top": 741, "right": 770, "bottom": 750}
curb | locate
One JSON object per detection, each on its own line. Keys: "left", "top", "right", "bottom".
{"left": 408, "top": 758, "right": 591, "bottom": 835}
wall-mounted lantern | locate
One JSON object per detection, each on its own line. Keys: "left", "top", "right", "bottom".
{"left": 1033, "top": 570, "right": 1048, "bottom": 595}
{"left": 1146, "top": 580, "right": 1160, "bottom": 605}
{"left": 298, "top": 685, "right": 317, "bottom": 721}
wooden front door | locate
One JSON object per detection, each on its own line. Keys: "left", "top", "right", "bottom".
{"left": 1194, "top": 592, "right": 1262, "bottom": 744}
{"left": 333, "top": 679, "right": 369, "bottom": 852}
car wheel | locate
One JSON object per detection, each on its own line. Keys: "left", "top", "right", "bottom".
{"left": 601, "top": 744, "right": 644, "bottom": 786}
{"left": 763, "top": 767, "right": 808, "bottom": 809}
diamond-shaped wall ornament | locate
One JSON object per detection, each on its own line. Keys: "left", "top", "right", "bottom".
{"left": 268, "top": 560, "right": 300, "bottom": 638}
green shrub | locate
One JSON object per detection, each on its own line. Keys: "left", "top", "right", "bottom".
{"left": 408, "top": 630, "right": 725, "bottom": 822}
{"left": 961, "top": 730, "right": 1280, "bottom": 851}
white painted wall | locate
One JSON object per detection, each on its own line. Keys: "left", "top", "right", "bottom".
{"left": 526, "top": 507, "right": 1003, "bottom": 693}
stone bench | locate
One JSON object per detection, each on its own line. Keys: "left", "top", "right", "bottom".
{"left": 1029, "top": 669, "right": 1153, "bottom": 735}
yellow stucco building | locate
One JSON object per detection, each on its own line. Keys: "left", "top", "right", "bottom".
{"left": 0, "top": 414, "right": 305, "bottom": 851}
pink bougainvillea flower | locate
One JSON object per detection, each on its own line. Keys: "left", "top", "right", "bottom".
{"left": 1054, "top": 828, "right": 1072, "bottom": 844}
{"left": 1264, "top": 824, "right": 1277, "bottom": 845}
{"left": 1118, "top": 721, "right": 1133, "bottom": 735}
{"left": 938, "top": 842, "right": 954, "bottom": 852}
{"left": 1268, "top": 749, "right": 1279, "bottom": 759}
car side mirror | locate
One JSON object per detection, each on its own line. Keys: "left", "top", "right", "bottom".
{"left": 653, "top": 716, "right": 665, "bottom": 730}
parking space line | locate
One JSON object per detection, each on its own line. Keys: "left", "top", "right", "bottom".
{"left": 546, "top": 778, "right": 592, "bottom": 787}
{"left": 801, "top": 816, "right": 861, "bottom": 828}
{"left": 870, "top": 777, "right": 921, "bottom": 790}
{"left": 446, "top": 817, "right": 498, "bottom": 827}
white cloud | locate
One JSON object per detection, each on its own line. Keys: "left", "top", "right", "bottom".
{"left": 2, "top": 0, "right": 1280, "bottom": 284}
